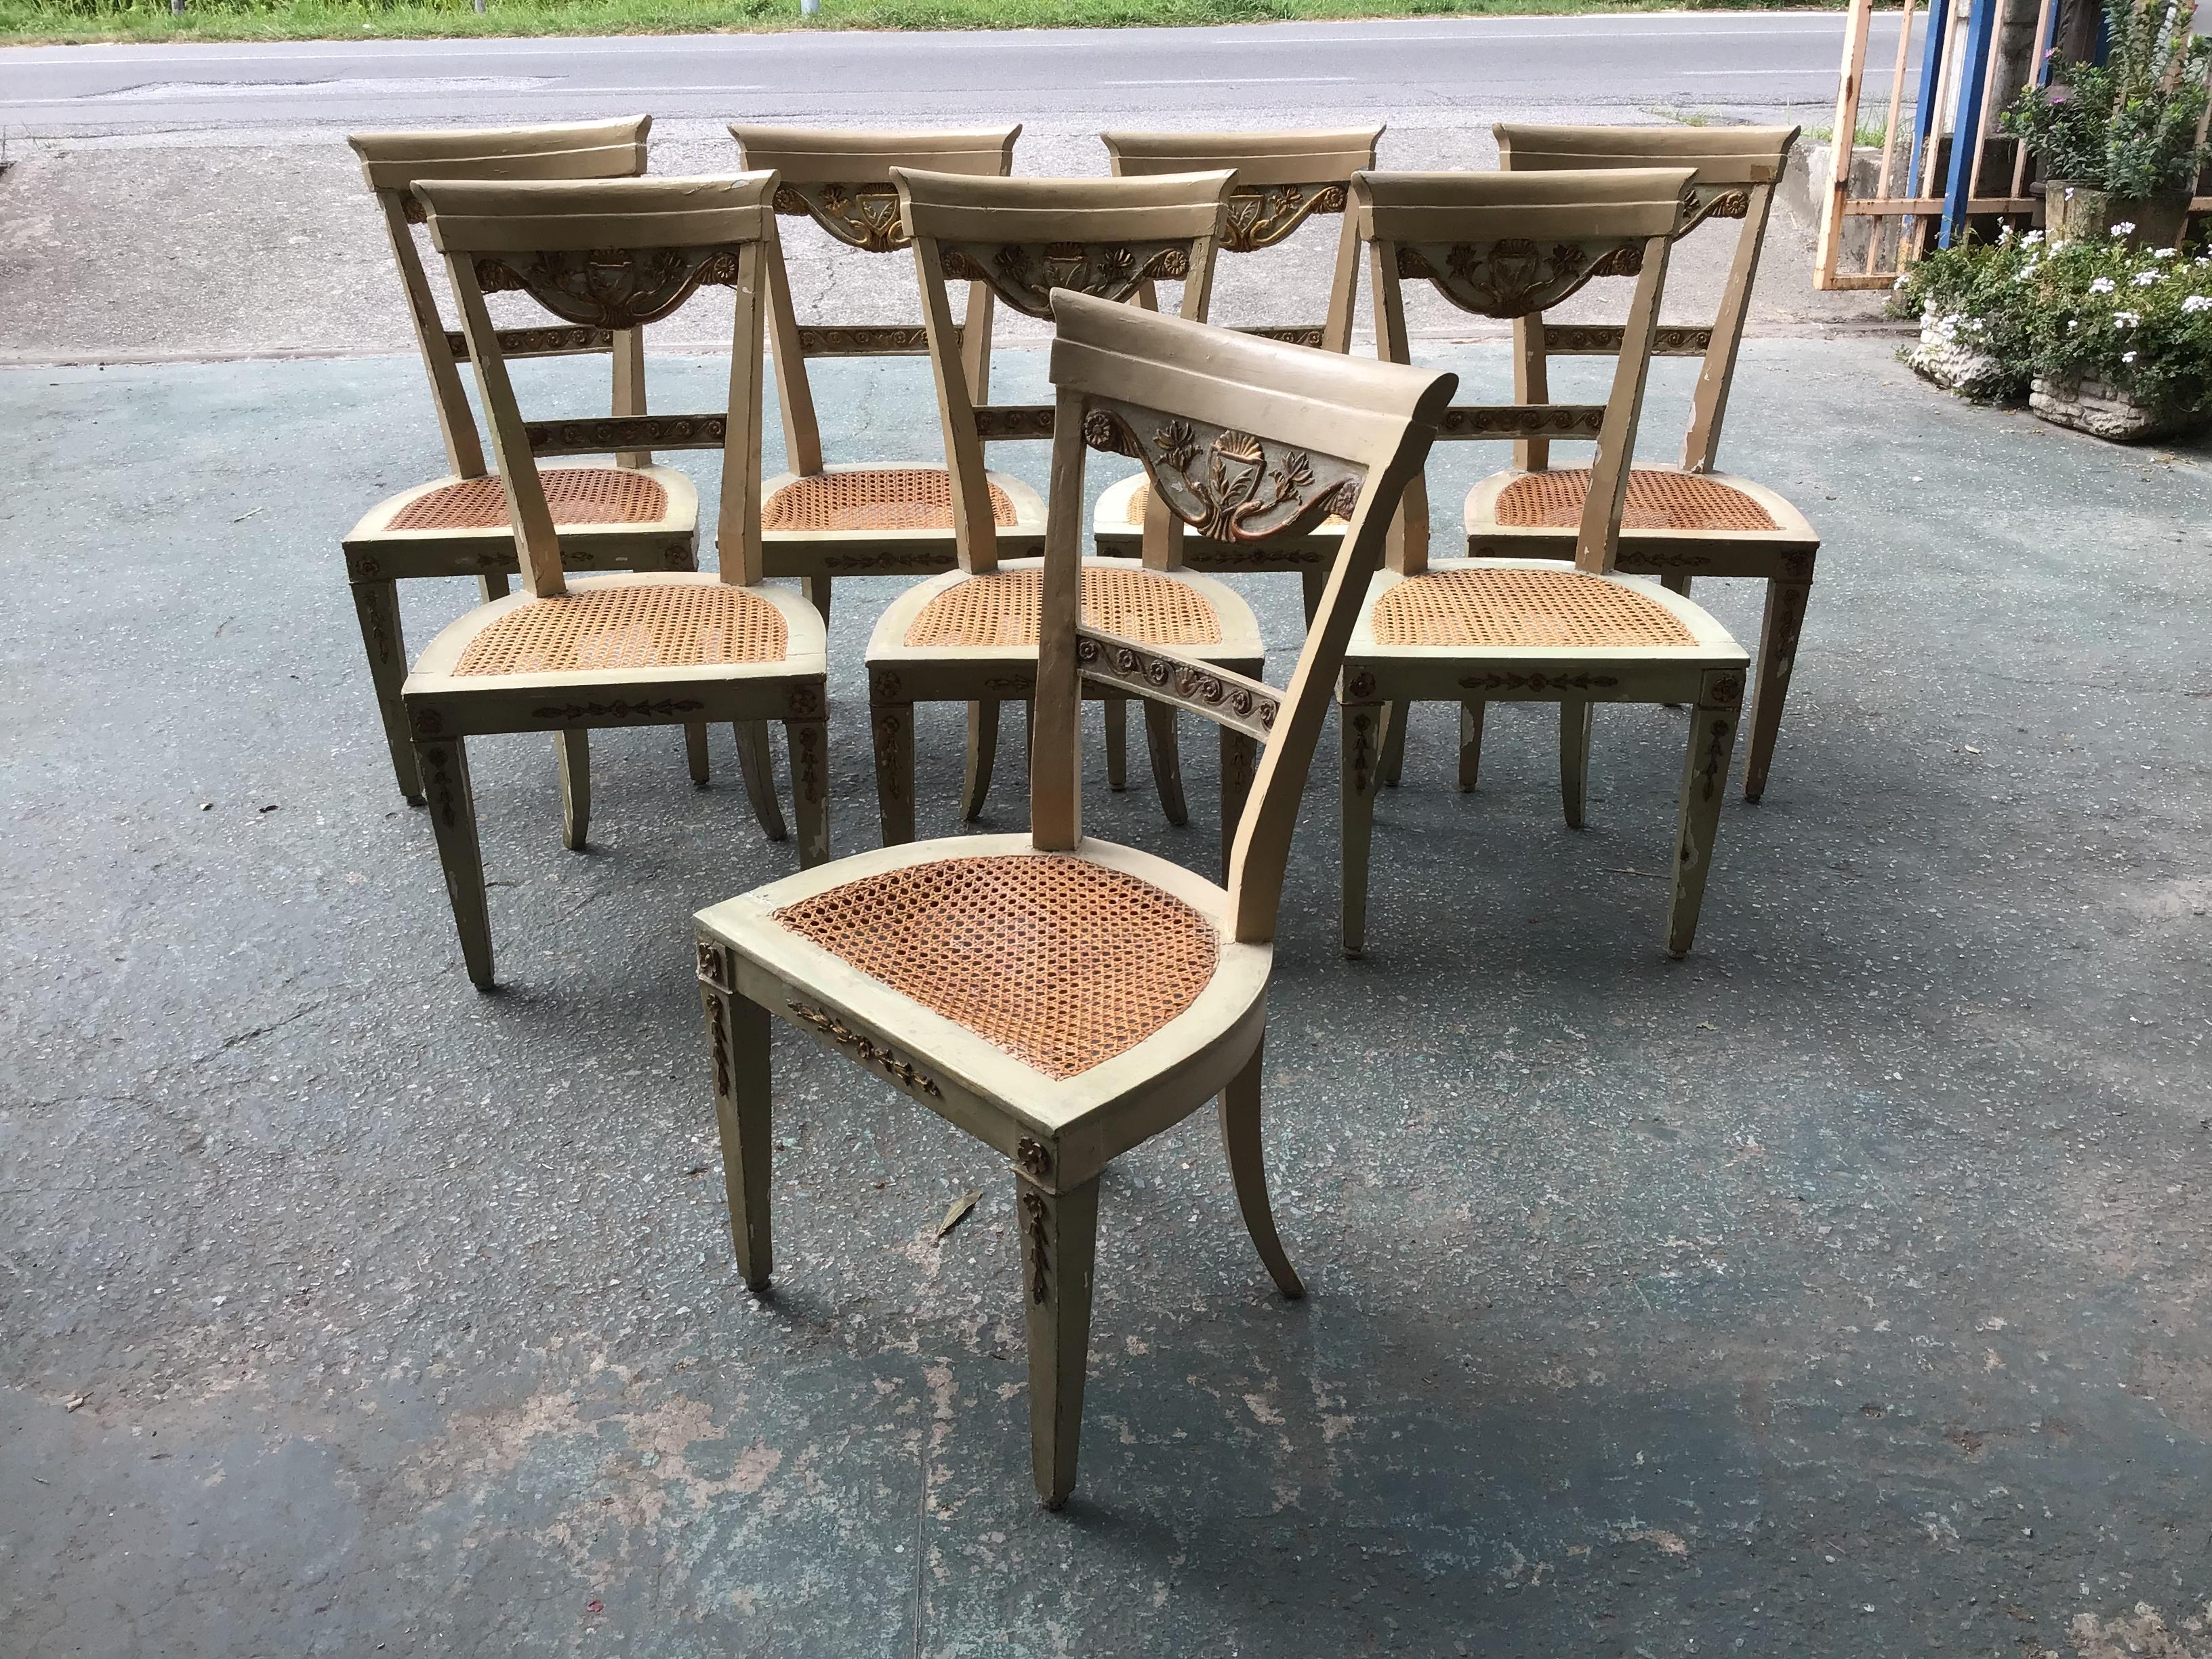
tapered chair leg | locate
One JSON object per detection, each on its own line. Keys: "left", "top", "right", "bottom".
{"left": 1458, "top": 700, "right": 1486, "bottom": 792}
{"left": 1742, "top": 575, "right": 1810, "bottom": 804}
{"left": 350, "top": 577, "right": 422, "bottom": 805}
{"left": 1103, "top": 695, "right": 1129, "bottom": 791}
{"left": 734, "top": 722, "right": 790, "bottom": 843}
{"left": 417, "top": 736, "right": 493, "bottom": 989}
{"left": 962, "top": 701, "right": 1001, "bottom": 821}
{"left": 1017, "top": 1171, "right": 1099, "bottom": 1511}
{"left": 477, "top": 571, "right": 511, "bottom": 604}
{"left": 870, "top": 684, "right": 917, "bottom": 846}
{"left": 1559, "top": 700, "right": 1592, "bottom": 830}
{"left": 701, "top": 977, "right": 773, "bottom": 1291}
{"left": 804, "top": 575, "right": 833, "bottom": 628}
{"left": 684, "top": 722, "right": 711, "bottom": 787}
{"left": 556, "top": 728, "right": 590, "bottom": 851}
{"left": 1143, "top": 702, "right": 1189, "bottom": 827}
{"left": 785, "top": 718, "right": 830, "bottom": 869}
{"left": 1299, "top": 566, "right": 1326, "bottom": 625}
{"left": 1666, "top": 676, "right": 1743, "bottom": 958}
{"left": 1340, "top": 700, "right": 1383, "bottom": 958}
{"left": 1661, "top": 572, "right": 1692, "bottom": 598}
{"left": 1220, "top": 730, "right": 1256, "bottom": 884}
{"left": 1378, "top": 699, "right": 1410, "bottom": 788}
{"left": 1218, "top": 1041, "right": 1303, "bottom": 1298}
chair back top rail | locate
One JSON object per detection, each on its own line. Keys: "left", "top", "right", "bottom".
{"left": 893, "top": 167, "right": 1235, "bottom": 573}
{"left": 1034, "top": 291, "right": 1456, "bottom": 945}
{"left": 1323, "top": 166, "right": 1694, "bottom": 577}
{"left": 348, "top": 117, "right": 654, "bottom": 480}
{"left": 414, "top": 172, "right": 779, "bottom": 598}
{"left": 1493, "top": 124, "right": 1799, "bottom": 472}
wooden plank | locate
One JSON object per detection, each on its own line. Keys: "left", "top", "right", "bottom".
{"left": 1817, "top": 0, "right": 1874, "bottom": 287}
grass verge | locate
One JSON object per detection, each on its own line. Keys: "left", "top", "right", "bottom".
{"left": 1, "top": 0, "right": 1845, "bottom": 47}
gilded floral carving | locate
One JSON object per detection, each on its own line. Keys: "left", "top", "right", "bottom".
{"left": 1221, "top": 181, "right": 1347, "bottom": 252}
{"left": 774, "top": 182, "right": 906, "bottom": 251}
{"left": 938, "top": 241, "right": 1192, "bottom": 317}
{"left": 474, "top": 246, "right": 743, "bottom": 329}
{"left": 1396, "top": 238, "right": 1645, "bottom": 319}
{"left": 1082, "top": 402, "right": 1361, "bottom": 543}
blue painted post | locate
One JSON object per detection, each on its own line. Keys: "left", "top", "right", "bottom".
{"left": 1940, "top": 0, "right": 2003, "bottom": 245}
{"left": 1904, "top": 0, "right": 1954, "bottom": 247}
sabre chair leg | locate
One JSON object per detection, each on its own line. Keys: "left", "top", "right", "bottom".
{"left": 417, "top": 736, "right": 493, "bottom": 990}
{"left": 1143, "top": 703, "right": 1189, "bottom": 828}
{"left": 1016, "top": 1170, "right": 1099, "bottom": 1511}
{"left": 556, "top": 728, "right": 590, "bottom": 851}
{"left": 785, "top": 717, "right": 830, "bottom": 869}
{"left": 478, "top": 571, "right": 510, "bottom": 604}
{"left": 1559, "top": 700, "right": 1592, "bottom": 830}
{"left": 871, "top": 687, "right": 917, "bottom": 846}
{"left": 734, "top": 722, "right": 790, "bottom": 844}
{"left": 1742, "top": 576, "right": 1810, "bottom": 804}
{"left": 804, "top": 575, "right": 833, "bottom": 629}
{"left": 1103, "top": 695, "right": 1129, "bottom": 791}
{"left": 702, "top": 979, "right": 773, "bottom": 1291}
{"left": 962, "top": 701, "right": 1001, "bottom": 821}
{"left": 1220, "top": 729, "right": 1256, "bottom": 884}
{"left": 1340, "top": 701, "right": 1383, "bottom": 958}
{"left": 1458, "top": 700, "right": 1486, "bottom": 792}
{"left": 1666, "top": 674, "right": 1743, "bottom": 959}
{"left": 350, "top": 577, "right": 422, "bottom": 805}
{"left": 684, "top": 722, "right": 711, "bottom": 787}
{"left": 1379, "top": 699, "right": 1410, "bottom": 789}
{"left": 1219, "top": 1040, "right": 1303, "bottom": 1298}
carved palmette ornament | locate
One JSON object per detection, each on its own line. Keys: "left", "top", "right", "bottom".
{"left": 937, "top": 241, "right": 1191, "bottom": 317}
{"left": 773, "top": 182, "right": 906, "bottom": 251}
{"left": 1395, "top": 238, "right": 1645, "bottom": 319}
{"left": 1220, "top": 181, "right": 1348, "bottom": 253}
{"left": 474, "top": 246, "right": 744, "bottom": 328}
{"left": 1082, "top": 400, "right": 1362, "bottom": 543}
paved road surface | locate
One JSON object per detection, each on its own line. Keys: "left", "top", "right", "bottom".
{"left": 0, "top": 11, "right": 1908, "bottom": 136}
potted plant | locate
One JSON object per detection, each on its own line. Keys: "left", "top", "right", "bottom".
{"left": 2003, "top": 0, "right": 2212, "bottom": 247}
{"left": 2024, "top": 231, "right": 2212, "bottom": 438}
{"left": 1890, "top": 226, "right": 2036, "bottom": 398}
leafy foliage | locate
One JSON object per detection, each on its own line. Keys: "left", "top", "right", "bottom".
{"left": 2002, "top": 0, "right": 2212, "bottom": 197}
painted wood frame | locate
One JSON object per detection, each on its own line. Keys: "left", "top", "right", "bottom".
{"left": 403, "top": 172, "right": 832, "bottom": 989}
{"left": 1323, "top": 166, "right": 1753, "bottom": 959}
{"left": 694, "top": 289, "right": 1454, "bottom": 1507}
{"left": 1458, "top": 124, "right": 1820, "bottom": 805}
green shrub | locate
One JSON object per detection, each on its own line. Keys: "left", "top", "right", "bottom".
{"left": 2002, "top": 0, "right": 2212, "bottom": 196}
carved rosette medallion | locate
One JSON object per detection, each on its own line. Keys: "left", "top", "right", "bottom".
{"left": 1221, "top": 181, "right": 1348, "bottom": 253}
{"left": 474, "top": 246, "right": 744, "bottom": 328}
{"left": 1396, "top": 238, "right": 1645, "bottom": 319}
{"left": 1082, "top": 401, "right": 1362, "bottom": 543}
{"left": 938, "top": 241, "right": 1191, "bottom": 318}
{"left": 1015, "top": 1136, "right": 1052, "bottom": 1179}
{"left": 1682, "top": 185, "right": 1751, "bottom": 232}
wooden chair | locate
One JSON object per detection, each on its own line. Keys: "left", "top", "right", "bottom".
{"left": 405, "top": 173, "right": 830, "bottom": 989}
{"left": 344, "top": 119, "right": 731, "bottom": 816}
{"left": 863, "top": 167, "right": 1269, "bottom": 859}
{"left": 1090, "top": 128, "right": 1383, "bottom": 619}
{"left": 1325, "top": 167, "right": 1751, "bottom": 960}
{"left": 1458, "top": 125, "right": 1816, "bottom": 804}
{"left": 693, "top": 289, "right": 1454, "bottom": 1507}
{"left": 728, "top": 125, "right": 1046, "bottom": 626}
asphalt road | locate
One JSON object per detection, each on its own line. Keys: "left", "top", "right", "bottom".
{"left": 0, "top": 10, "right": 1909, "bottom": 136}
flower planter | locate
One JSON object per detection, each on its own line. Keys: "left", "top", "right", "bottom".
{"left": 1906, "top": 311, "right": 2016, "bottom": 398}
{"left": 2043, "top": 182, "right": 2190, "bottom": 249}
{"left": 2029, "top": 374, "right": 2200, "bottom": 441}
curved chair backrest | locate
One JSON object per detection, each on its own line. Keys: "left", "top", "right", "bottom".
{"left": 413, "top": 173, "right": 780, "bottom": 598}
{"left": 1100, "top": 127, "right": 1383, "bottom": 343}
{"left": 891, "top": 167, "right": 1235, "bottom": 573}
{"left": 1323, "top": 167, "right": 1695, "bottom": 577}
{"left": 1493, "top": 123, "right": 1798, "bottom": 472}
{"left": 731, "top": 125, "right": 1021, "bottom": 475}
{"left": 348, "top": 117, "right": 654, "bottom": 480}
{"left": 1035, "top": 291, "right": 1454, "bottom": 943}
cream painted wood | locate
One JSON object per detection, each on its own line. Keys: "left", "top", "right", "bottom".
{"left": 695, "top": 291, "right": 1452, "bottom": 1507}
{"left": 1325, "top": 167, "right": 1753, "bottom": 958}
{"left": 1463, "top": 125, "right": 1818, "bottom": 802}
{"left": 403, "top": 173, "right": 832, "bottom": 987}
{"left": 344, "top": 119, "right": 715, "bottom": 805}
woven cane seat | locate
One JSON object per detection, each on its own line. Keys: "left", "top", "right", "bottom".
{"left": 905, "top": 567, "right": 1221, "bottom": 649}
{"left": 453, "top": 583, "right": 788, "bottom": 676}
{"left": 775, "top": 855, "right": 1219, "bottom": 1080}
{"left": 1492, "top": 468, "right": 1777, "bottom": 533}
{"left": 764, "top": 468, "right": 1016, "bottom": 532}
{"left": 1123, "top": 479, "right": 1345, "bottom": 529}
{"left": 388, "top": 468, "right": 667, "bottom": 532}
{"left": 1370, "top": 567, "right": 1696, "bottom": 649}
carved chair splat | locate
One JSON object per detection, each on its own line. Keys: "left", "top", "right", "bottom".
{"left": 695, "top": 289, "right": 1454, "bottom": 1508}
{"left": 403, "top": 173, "right": 830, "bottom": 989}
{"left": 861, "top": 166, "right": 1271, "bottom": 859}
{"left": 1324, "top": 167, "right": 1752, "bottom": 958}
{"left": 1457, "top": 125, "right": 1819, "bottom": 804}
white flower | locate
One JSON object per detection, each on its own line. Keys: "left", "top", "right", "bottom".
{"left": 2134, "top": 270, "right": 2160, "bottom": 285}
{"left": 2153, "top": 247, "right": 2177, "bottom": 259}
{"left": 2183, "top": 293, "right": 2212, "bottom": 312}
{"left": 2114, "top": 311, "right": 2138, "bottom": 327}
{"left": 2023, "top": 229, "right": 2046, "bottom": 245}
{"left": 2123, "top": 350, "right": 2137, "bottom": 363}
{"left": 2091, "top": 276, "right": 2116, "bottom": 293}
{"left": 1893, "top": 272, "right": 1909, "bottom": 290}
{"left": 2112, "top": 220, "right": 2137, "bottom": 237}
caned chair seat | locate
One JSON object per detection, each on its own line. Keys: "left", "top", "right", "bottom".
{"left": 905, "top": 565, "right": 1224, "bottom": 650}
{"left": 389, "top": 466, "right": 670, "bottom": 531}
{"left": 763, "top": 466, "right": 1017, "bottom": 533}
{"left": 1367, "top": 565, "right": 1697, "bottom": 651}
{"left": 1492, "top": 466, "right": 1776, "bottom": 533}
